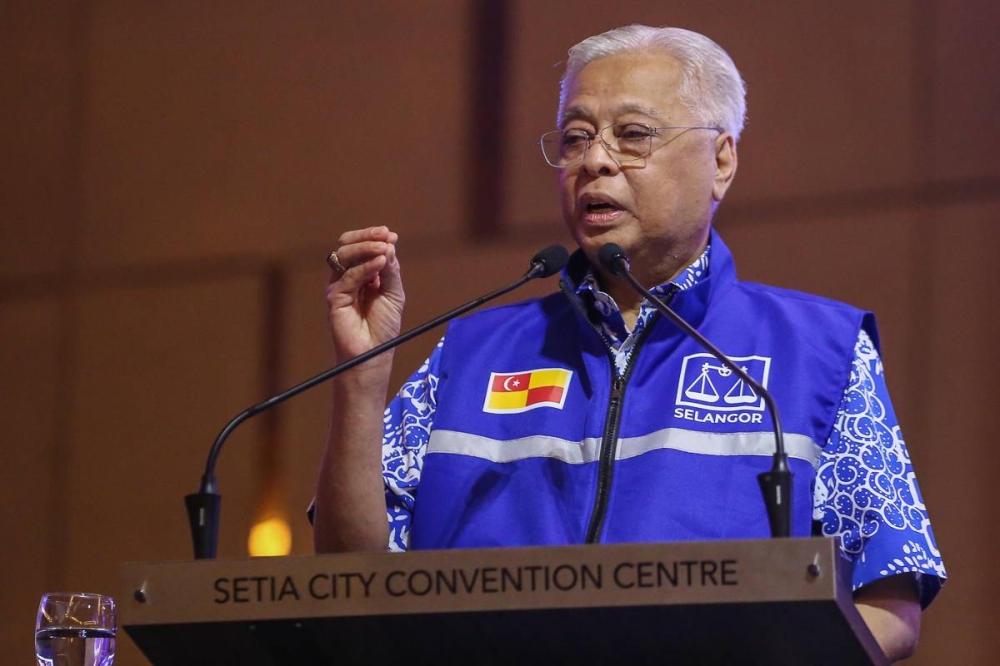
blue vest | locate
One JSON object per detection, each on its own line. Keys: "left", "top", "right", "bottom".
{"left": 410, "top": 233, "right": 875, "bottom": 550}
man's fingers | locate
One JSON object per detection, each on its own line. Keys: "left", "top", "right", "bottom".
{"left": 336, "top": 226, "right": 393, "bottom": 246}
{"left": 332, "top": 240, "right": 390, "bottom": 270}
{"left": 325, "top": 227, "right": 401, "bottom": 303}
{"left": 331, "top": 254, "right": 387, "bottom": 291}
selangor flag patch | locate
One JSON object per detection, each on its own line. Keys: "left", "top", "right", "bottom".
{"left": 483, "top": 368, "right": 573, "bottom": 414}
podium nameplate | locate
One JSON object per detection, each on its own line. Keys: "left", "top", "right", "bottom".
{"left": 121, "top": 538, "right": 886, "bottom": 665}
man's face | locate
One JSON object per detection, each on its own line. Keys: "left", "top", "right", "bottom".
{"left": 558, "top": 52, "right": 737, "bottom": 281}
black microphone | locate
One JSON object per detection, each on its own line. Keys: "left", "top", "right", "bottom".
{"left": 597, "top": 243, "right": 792, "bottom": 539}
{"left": 185, "top": 245, "right": 570, "bottom": 559}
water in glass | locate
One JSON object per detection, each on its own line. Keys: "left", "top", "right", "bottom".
{"left": 35, "top": 592, "right": 116, "bottom": 666}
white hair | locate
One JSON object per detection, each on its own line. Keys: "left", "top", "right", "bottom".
{"left": 558, "top": 25, "right": 747, "bottom": 141}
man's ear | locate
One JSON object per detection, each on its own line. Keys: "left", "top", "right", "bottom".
{"left": 712, "top": 133, "right": 738, "bottom": 202}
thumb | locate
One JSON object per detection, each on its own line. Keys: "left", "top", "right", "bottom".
{"left": 379, "top": 242, "right": 404, "bottom": 300}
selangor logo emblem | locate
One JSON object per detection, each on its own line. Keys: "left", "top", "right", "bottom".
{"left": 675, "top": 353, "right": 771, "bottom": 412}
{"left": 483, "top": 368, "right": 573, "bottom": 414}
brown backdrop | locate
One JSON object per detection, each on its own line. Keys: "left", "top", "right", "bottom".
{"left": 2, "top": 1, "right": 998, "bottom": 663}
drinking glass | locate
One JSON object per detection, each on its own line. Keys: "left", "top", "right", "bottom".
{"left": 35, "top": 592, "right": 116, "bottom": 666}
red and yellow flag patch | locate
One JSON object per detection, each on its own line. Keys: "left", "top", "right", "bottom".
{"left": 483, "top": 368, "right": 573, "bottom": 414}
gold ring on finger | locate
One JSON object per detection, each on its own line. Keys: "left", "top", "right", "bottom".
{"left": 326, "top": 251, "right": 347, "bottom": 274}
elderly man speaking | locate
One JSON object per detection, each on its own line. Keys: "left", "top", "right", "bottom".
{"left": 312, "top": 25, "right": 945, "bottom": 662}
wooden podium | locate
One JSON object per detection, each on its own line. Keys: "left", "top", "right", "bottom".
{"left": 120, "top": 537, "right": 886, "bottom": 665}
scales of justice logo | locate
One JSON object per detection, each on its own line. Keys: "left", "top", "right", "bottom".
{"left": 675, "top": 353, "right": 772, "bottom": 412}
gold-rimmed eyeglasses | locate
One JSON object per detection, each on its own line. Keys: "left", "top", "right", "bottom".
{"left": 539, "top": 123, "right": 722, "bottom": 168}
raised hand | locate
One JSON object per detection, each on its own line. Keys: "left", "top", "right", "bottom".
{"left": 325, "top": 226, "right": 405, "bottom": 364}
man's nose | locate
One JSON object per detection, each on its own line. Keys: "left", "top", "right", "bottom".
{"left": 581, "top": 136, "right": 621, "bottom": 177}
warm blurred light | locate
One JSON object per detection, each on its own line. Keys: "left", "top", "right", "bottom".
{"left": 248, "top": 516, "right": 292, "bottom": 557}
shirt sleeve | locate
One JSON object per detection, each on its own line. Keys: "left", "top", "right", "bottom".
{"left": 382, "top": 337, "right": 444, "bottom": 552}
{"left": 812, "top": 329, "right": 946, "bottom": 608}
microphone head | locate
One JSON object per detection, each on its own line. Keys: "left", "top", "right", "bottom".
{"left": 597, "top": 243, "right": 630, "bottom": 275}
{"left": 529, "top": 245, "right": 570, "bottom": 278}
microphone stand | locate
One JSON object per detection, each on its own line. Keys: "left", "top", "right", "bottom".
{"left": 185, "top": 247, "right": 568, "bottom": 559}
{"left": 599, "top": 244, "right": 792, "bottom": 538}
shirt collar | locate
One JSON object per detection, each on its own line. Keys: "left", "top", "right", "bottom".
{"left": 574, "top": 245, "right": 711, "bottom": 298}
{"left": 571, "top": 244, "right": 712, "bottom": 350}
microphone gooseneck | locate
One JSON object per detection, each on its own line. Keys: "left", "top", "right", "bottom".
{"left": 597, "top": 242, "right": 792, "bottom": 539}
{"left": 186, "top": 245, "right": 569, "bottom": 559}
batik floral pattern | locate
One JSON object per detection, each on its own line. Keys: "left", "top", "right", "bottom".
{"left": 382, "top": 338, "right": 442, "bottom": 552}
{"left": 813, "top": 330, "right": 945, "bottom": 601}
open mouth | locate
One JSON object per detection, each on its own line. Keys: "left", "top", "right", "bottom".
{"left": 581, "top": 200, "right": 624, "bottom": 224}
{"left": 586, "top": 201, "right": 621, "bottom": 213}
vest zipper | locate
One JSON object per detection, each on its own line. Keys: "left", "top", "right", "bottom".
{"left": 583, "top": 284, "right": 678, "bottom": 543}
{"left": 584, "top": 372, "right": 627, "bottom": 543}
